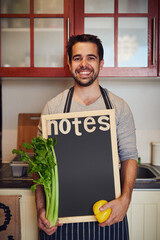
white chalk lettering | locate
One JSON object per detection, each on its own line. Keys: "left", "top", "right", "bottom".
{"left": 98, "top": 116, "right": 110, "bottom": 131}
{"left": 72, "top": 118, "right": 82, "bottom": 136}
{"left": 59, "top": 119, "right": 71, "bottom": 134}
{"left": 50, "top": 120, "right": 58, "bottom": 135}
{"left": 50, "top": 115, "right": 110, "bottom": 136}
{"left": 84, "top": 117, "right": 96, "bottom": 133}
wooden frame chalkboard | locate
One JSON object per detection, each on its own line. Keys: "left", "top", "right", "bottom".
{"left": 42, "top": 110, "right": 121, "bottom": 224}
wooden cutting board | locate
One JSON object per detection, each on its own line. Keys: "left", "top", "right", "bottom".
{"left": 17, "top": 113, "right": 41, "bottom": 152}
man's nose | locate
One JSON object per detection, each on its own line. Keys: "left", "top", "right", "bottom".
{"left": 80, "top": 58, "right": 88, "bottom": 67}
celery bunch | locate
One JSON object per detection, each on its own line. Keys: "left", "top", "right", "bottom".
{"left": 12, "top": 136, "right": 59, "bottom": 227}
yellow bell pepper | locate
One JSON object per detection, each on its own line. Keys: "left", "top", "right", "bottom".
{"left": 93, "top": 200, "right": 111, "bottom": 223}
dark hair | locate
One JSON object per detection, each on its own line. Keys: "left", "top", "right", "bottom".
{"left": 66, "top": 34, "right": 104, "bottom": 63}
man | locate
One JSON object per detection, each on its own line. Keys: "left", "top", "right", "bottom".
{"left": 37, "top": 34, "right": 138, "bottom": 239}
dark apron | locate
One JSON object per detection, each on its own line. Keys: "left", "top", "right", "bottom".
{"left": 63, "top": 86, "right": 112, "bottom": 113}
{"left": 39, "top": 86, "right": 129, "bottom": 240}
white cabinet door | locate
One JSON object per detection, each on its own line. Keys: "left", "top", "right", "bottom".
{"left": 127, "top": 190, "right": 160, "bottom": 240}
{"left": 1, "top": 188, "right": 160, "bottom": 240}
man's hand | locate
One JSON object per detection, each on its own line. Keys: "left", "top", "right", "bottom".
{"left": 98, "top": 195, "right": 130, "bottom": 227}
{"left": 35, "top": 184, "right": 63, "bottom": 235}
{"left": 37, "top": 207, "right": 62, "bottom": 235}
{"left": 99, "top": 159, "right": 137, "bottom": 227}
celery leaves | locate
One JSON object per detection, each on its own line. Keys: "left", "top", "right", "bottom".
{"left": 12, "top": 136, "right": 59, "bottom": 227}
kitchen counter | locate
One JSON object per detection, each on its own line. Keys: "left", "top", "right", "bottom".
{"left": 0, "top": 163, "right": 160, "bottom": 189}
{"left": 0, "top": 163, "right": 159, "bottom": 240}
{"left": 0, "top": 163, "right": 33, "bottom": 188}
{"left": 134, "top": 163, "right": 160, "bottom": 189}
{"left": 134, "top": 181, "right": 160, "bottom": 189}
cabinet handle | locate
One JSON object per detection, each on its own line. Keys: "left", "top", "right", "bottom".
{"left": 152, "top": 17, "right": 156, "bottom": 65}
{"left": 67, "top": 18, "right": 70, "bottom": 41}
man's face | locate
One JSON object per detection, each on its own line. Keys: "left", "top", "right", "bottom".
{"left": 69, "top": 42, "right": 104, "bottom": 87}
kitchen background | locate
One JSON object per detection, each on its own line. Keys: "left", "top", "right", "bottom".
{"left": 0, "top": 83, "right": 2, "bottom": 162}
{"left": 1, "top": 77, "right": 160, "bottom": 164}
{"left": 0, "top": 0, "right": 160, "bottom": 164}
{"left": 1, "top": 1, "right": 160, "bottom": 239}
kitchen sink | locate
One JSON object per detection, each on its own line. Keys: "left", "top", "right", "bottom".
{"left": 136, "top": 164, "right": 160, "bottom": 182}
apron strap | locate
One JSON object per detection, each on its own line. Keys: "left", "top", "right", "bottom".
{"left": 99, "top": 85, "right": 112, "bottom": 109}
{"left": 63, "top": 87, "right": 74, "bottom": 113}
{"left": 63, "top": 85, "right": 112, "bottom": 113}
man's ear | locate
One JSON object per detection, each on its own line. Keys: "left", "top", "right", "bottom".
{"left": 100, "top": 59, "right": 104, "bottom": 70}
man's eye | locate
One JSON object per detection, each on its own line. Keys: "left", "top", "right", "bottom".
{"left": 88, "top": 56, "right": 96, "bottom": 61}
{"left": 73, "top": 57, "right": 81, "bottom": 61}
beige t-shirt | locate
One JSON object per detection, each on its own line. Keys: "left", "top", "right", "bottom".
{"left": 38, "top": 88, "right": 138, "bottom": 162}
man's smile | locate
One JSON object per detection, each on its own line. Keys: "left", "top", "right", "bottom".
{"left": 76, "top": 67, "right": 93, "bottom": 78}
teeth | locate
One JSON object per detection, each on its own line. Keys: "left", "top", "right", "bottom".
{"left": 80, "top": 72, "right": 90, "bottom": 74}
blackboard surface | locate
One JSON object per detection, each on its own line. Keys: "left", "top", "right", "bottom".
{"left": 42, "top": 110, "right": 121, "bottom": 223}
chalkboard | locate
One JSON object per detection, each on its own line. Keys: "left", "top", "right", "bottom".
{"left": 42, "top": 110, "right": 121, "bottom": 223}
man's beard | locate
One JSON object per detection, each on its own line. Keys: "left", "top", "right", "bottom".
{"left": 72, "top": 68, "right": 99, "bottom": 87}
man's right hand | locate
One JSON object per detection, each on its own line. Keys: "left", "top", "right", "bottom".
{"left": 38, "top": 207, "right": 62, "bottom": 236}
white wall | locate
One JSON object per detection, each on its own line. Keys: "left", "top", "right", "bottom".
{"left": 2, "top": 77, "right": 160, "bottom": 163}
{"left": 100, "top": 78, "right": 160, "bottom": 164}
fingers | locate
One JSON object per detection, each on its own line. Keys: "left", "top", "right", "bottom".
{"left": 99, "top": 201, "right": 111, "bottom": 212}
{"left": 39, "top": 211, "right": 50, "bottom": 228}
{"left": 38, "top": 208, "right": 63, "bottom": 235}
{"left": 98, "top": 199, "right": 126, "bottom": 227}
{"left": 99, "top": 213, "right": 123, "bottom": 227}
{"left": 39, "top": 220, "right": 58, "bottom": 235}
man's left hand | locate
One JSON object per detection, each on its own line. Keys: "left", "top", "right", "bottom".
{"left": 99, "top": 195, "right": 130, "bottom": 227}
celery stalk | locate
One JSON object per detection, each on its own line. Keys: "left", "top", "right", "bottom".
{"left": 12, "top": 136, "right": 59, "bottom": 227}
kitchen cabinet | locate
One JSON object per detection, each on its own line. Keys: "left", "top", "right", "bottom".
{"left": 0, "top": 0, "right": 159, "bottom": 77}
{"left": 0, "top": 189, "right": 38, "bottom": 240}
{"left": 75, "top": 0, "right": 159, "bottom": 77}
{"left": 0, "top": 187, "right": 160, "bottom": 240}
{"left": 0, "top": 0, "right": 74, "bottom": 77}
{"left": 127, "top": 190, "right": 160, "bottom": 240}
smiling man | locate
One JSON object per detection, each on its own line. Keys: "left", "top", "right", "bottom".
{"left": 37, "top": 34, "right": 138, "bottom": 240}
{"left": 69, "top": 41, "right": 104, "bottom": 87}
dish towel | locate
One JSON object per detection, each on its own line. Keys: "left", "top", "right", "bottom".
{"left": 0, "top": 195, "right": 21, "bottom": 240}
